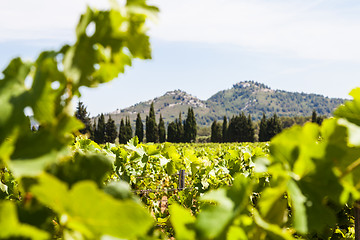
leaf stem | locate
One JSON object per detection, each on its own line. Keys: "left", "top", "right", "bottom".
{"left": 340, "top": 157, "right": 360, "bottom": 179}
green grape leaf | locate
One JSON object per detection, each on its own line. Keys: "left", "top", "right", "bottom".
{"left": 0, "top": 58, "right": 32, "bottom": 162}
{"left": 163, "top": 143, "right": 181, "bottom": 162}
{"left": 31, "top": 174, "right": 153, "bottom": 239}
{"left": 169, "top": 203, "right": 196, "bottom": 240}
{"left": 253, "top": 209, "right": 294, "bottom": 240}
{"left": 48, "top": 151, "right": 113, "bottom": 187}
{"left": 335, "top": 88, "right": 360, "bottom": 126}
{"left": 195, "top": 175, "right": 251, "bottom": 239}
{"left": 195, "top": 189, "right": 234, "bottom": 239}
{"left": 287, "top": 179, "right": 307, "bottom": 234}
{"left": 63, "top": 2, "right": 157, "bottom": 95}
{"left": 258, "top": 183, "right": 288, "bottom": 225}
{"left": 125, "top": 140, "right": 146, "bottom": 157}
{"left": 338, "top": 118, "right": 360, "bottom": 147}
{"left": 227, "top": 226, "right": 248, "bottom": 240}
{"left": 0, "top": 201, "right": 49, "bottom": 240}
{"left": 146, "top": 144, "right": 160, "bottom": 156}
{"left": 103, "top": 181, "right": 136, "bottom": 201}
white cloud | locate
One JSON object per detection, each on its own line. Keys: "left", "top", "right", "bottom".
{"left": 1, "top": 0, "right": 360, "bottom": 62}
{"left": 0, "top": 0, "right": 109, "bottom": 42}
{"left": 151, "top": 0, "right": 360, "bottom": 62}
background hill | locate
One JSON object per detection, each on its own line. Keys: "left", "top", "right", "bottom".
{"left": 95, "top": 81, "right": 344, "bottom": 128}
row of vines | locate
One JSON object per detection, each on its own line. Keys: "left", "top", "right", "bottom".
{"left": 1, "top": 0, "right": 360, "bottom": 239}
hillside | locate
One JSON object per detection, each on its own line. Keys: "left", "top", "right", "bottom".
{"left": 97, "top": 81, "right": 344, "bottom": 127}
{"left": 105, "top": 90, "right": 213, "bottom": 128}
{"left": 207, "top": 81, "right": 343, "bottom": 121}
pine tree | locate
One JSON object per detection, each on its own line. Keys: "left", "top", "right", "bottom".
{"left": 158, "top": 114, "right": 166, "bottom": 143}
{"left": 222, "top": 116, "right": 227, "bottom": 142}
{"left": 75, "top": 101, "right": 92, "bottom": 136}
{"left": 184, "top": 107, "right": 197, "bottom": 142}
{"left": 167, "top": 122, "right": 177, "bottom": 142}
{"left": 118, "top": 119, "right": 127, "bottom": 144}
{"left": 135, "top": 113, "right": 144, "bottom": 142}
{"left": 211, "top": 120, "right": 222, "bottom": 143}
{"left": 95, "top": 114, "right": 106, "bottom": 144}
{"left": 258, "top": 113, "right": 268, "bottom": 142}
{"left": 125, "top": 116, "right": 132, "bottom": 142}
{"left": 146, "top": 103, "right": 158, "bottom": 142}
{"left": 105, "top": 116, "right": 117, "bottom": 143}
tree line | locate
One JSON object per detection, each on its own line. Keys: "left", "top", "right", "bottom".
{"left": 76, "top": 101, "right": 324, "bottom": 144}
{"left": 211, "top": 113, "right": 258, "bottom": 143}
{"left": 75, "top": 102, "right": 197, "bottom": 144}
{"left": 210, "top": 109, "right": 324, "bottom": 142}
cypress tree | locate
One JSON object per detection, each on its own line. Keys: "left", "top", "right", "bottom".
{"left": 95, "top": 114, "right": 106, "bottom": 144}
{"left": 75, "top": 101, "right": 92, "bottom": 136}
{"left": 146, "top": 103, "right": 158, "bottom": 142}
{"left": 311, "top": 110, "right": 317, "bottom": 123}
{"left": 167, "top": 122, "right": 177, "bottom": 142}
{"left": 118, "top": 119, "right": 127, "bottom": 144}
{"left": 158, "top": 114, "right": 166, "bottom": 143}
{"left": 227, "top": 116, "right": 235, "bottom": 142}
{"left": 176, "top": 113, "right": 184, "bottom": 142}
{"left": 222, "top": 116, "right": 227, "bottom": 142}
{"left": 246, "top": 114, "right": 255, "bottom": 142}
{"left": 145, "top": 116, "right": 149, "bottom": 141}
{"left": 266, "top": 114, "right": 282, "bottom": 140}
{"left": 90, "top": 121, "right": 96, "bottom": 141}
{"left": 258, "top": 113, "right": 268, "bottom": 142}
{"left": 211, "top": 120, "right": 222, "bottom": 143}
{"left": 227, "top": 112, "right": 253, "bottom": 142}
{"left": 184, "top": 107, "right": 197, "bottom": 142}
{"left": 125, "top": 116, "right": 132, "bottom": 142}
{"left": 105, "top": 116, "right": 117, "bottom": 143}
{"left": 135, "top": 113, "right": 144, "bottom": 142}
{"left": 312, "top": 109, "right": 323, "bottom": 125}
{"left": 239, "top": 112, "right": 247, "bottom": 142}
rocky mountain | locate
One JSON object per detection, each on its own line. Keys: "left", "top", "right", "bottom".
{"left": 98, "top": 81, "right": 344, "bottom": 127}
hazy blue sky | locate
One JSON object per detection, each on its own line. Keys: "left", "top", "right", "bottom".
{"left": 1, "top": 0, "right": 359, "bottom": 116}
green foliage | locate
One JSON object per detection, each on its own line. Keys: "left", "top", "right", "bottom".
{"left": 105, "top": 115, "right": 117, "bottom": 143}
{"left": 312, "top": 109, "right": 324, "bottom": 125}
{"left": 184, "top": 107, "right": 197, "bottom": 142}
{"left": 158, "top": 114, "right": 166, "bottom": 143}
{"left": 75, "top": 101, "right": 92, "bottom": 136}
{"left": 259, "top": 113, "right": 283, "bottom": 142}
{"left": 0, "top": 0, "right": 158, "bottom": 239}
{"left": 0, "top": 201, "right": 49, "bottom": 239}
{"left": 258, "top": 113, "right": 267, "bottom": 142}
{"left": 227, "top": 112, "right": 255, "bottom": 142}
{"left": 135, "top": 113, "right": 144, "bottom": 142}
{"left": 1, "top": 0, "right": 360, "bottom": 239}
{"left": 31, "top": 174, "right": 153, "bottom": 239}
{"left": 223, "top": 116, "right": 228, "bottom": 142}
{"left": 211, "top": 120, "right": 222, "bottom": 142}
{"left": 176, "top": 113, "right": 184, "bottom": 142}
{"left": 125, "top": 116, "right": 133, "bottom": 141}
{"left": 118, "top": 119, "right": 127, "bottom": 144}
{"left": 167, "top": 121, "right": 177, "bottom": 142}
{"left": 94, "top": 113, "right": 106, "bottom": 144}
{"left": 146, "top": 102, "right": 158, "bottom": 142}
